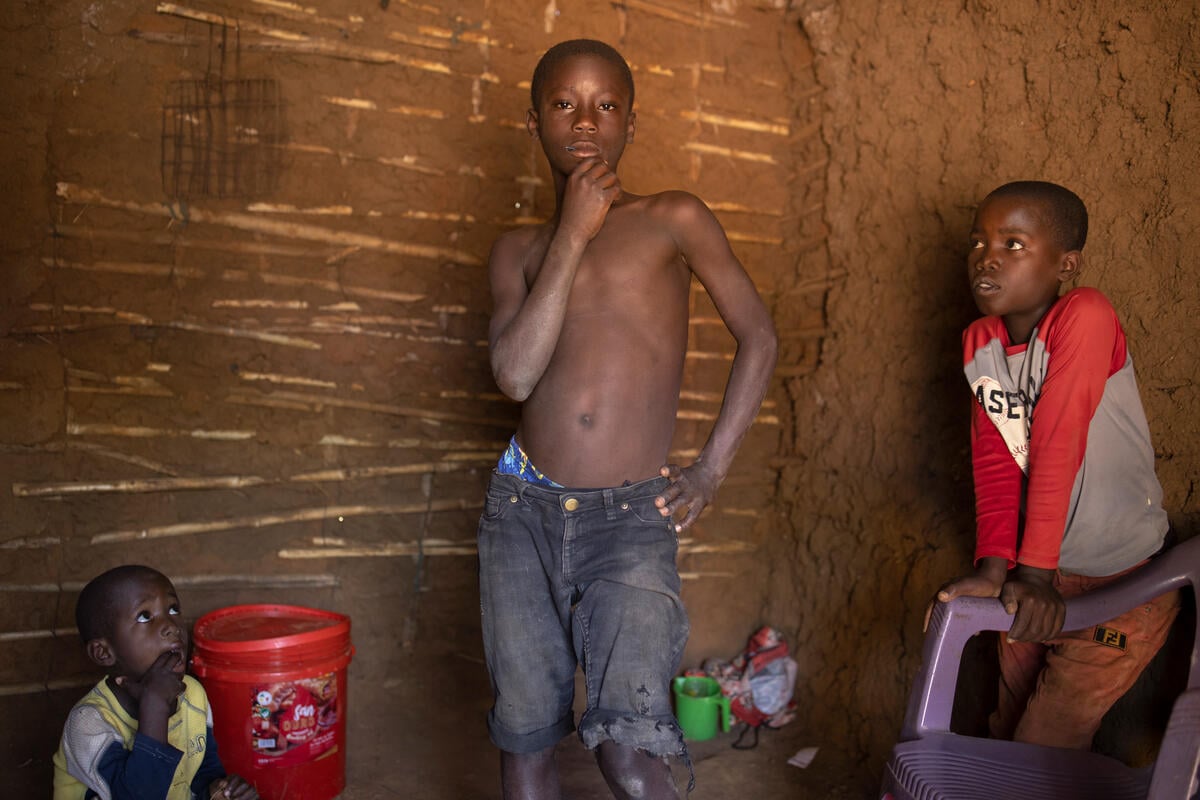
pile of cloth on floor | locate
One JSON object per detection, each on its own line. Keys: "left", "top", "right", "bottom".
{"left": 684, "top": 625, "right": 798, "bottom": 747}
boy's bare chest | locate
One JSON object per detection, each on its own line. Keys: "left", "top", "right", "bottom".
{"left": 525, "top": 219, "right": 686, "bottom": 299}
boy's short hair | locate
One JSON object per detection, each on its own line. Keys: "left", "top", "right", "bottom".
{"left": 76, "top": 565, "right": 166, "bottom": 642}
{"left": 530, "top": 39, "right": 635, "bottom": 110}
{"left": 986, "top": 180, "right": 1088, "bottom": 251}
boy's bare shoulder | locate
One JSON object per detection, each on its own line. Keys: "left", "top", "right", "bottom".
{"left": 622, "top": 190, "right": 718, "bottom": 239}
{"left": 491, "top": 222, "right": 546, "bottom": 252}
{"left": 489, "top": 222, "right": 551, "bottom": 268}
{"left": 630, "top": 188, "right": 708, "bottom": 215}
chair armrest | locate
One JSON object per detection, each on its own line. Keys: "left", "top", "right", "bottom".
{"left": 901, "top": 535, "right": 1200, "bottom": 741}
{"left": 900, "top": 595, "right": 1008, "bottom": 739}
{"left": 1062, "top": 537, "right": 1200, "bottom": 634}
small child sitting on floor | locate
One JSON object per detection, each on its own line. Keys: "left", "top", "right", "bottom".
{"left": 53, "top": 565, "right": 257, "bottom": 800}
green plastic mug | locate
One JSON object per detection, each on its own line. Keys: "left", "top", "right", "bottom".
{"left": 672, "top": 676, "right": 731, "bottom": 741}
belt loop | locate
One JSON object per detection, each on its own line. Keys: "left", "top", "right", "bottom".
{"left": 603, "top": 488, "right": 617, "bottom": 521}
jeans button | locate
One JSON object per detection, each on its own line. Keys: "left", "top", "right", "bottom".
{"left": 563, "top": 497, "right": 579, "bottom": 511}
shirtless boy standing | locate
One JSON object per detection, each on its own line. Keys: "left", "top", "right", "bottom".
{"left": 477, "top": 39, "right": 777, "bottom": 799}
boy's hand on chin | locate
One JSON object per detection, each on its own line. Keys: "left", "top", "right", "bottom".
{"left": 116, "top": 650, "right": 185, "bottom": 708}
{"left": 561, "top": 158, "right": 620, "bottom": 242}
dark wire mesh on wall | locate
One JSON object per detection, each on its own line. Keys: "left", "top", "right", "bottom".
{"left": 161, "top": 76, "right": 286, "bottom": 200}
{"left": 159, "top": 22, "right": 285, "bottom": 202}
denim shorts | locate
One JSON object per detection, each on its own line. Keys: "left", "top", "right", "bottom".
{"left": 477, "top": 470, "right": 690, "bottom": 758}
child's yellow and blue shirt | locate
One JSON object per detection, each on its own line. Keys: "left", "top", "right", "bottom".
{"left": 52, "top": 674, "right": 226, "bottom": 800}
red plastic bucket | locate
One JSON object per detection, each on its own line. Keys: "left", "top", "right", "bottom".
{"left": 191, "top": 605, "right": 354, "bottom": 800}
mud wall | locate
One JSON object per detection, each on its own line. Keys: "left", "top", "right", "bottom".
{"left": 0, "top": 0, "right": 829, "bottom": 791}
{"left": 770, "top": 0, "right": 1200, "bottom": 771}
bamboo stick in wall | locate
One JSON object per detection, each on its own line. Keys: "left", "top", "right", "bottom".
{"left": 0, "top": 574, "right": 338, "bottom": 592}
{"left": 154, "top": 3, "right": 454, "bottom": 72}
{"left": 55, "top": 184, "right": 482, "bottom": 267}
{"left": 90, "top": 500, "right": 483, "bottom": 545}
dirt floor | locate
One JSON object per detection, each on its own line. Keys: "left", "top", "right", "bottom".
{"left": 338, "top": 646, "right": 876, "bottom": 799}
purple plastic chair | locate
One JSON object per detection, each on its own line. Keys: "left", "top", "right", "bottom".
{"left": 880, "top": 535, "right": 1200, "bottom": 800}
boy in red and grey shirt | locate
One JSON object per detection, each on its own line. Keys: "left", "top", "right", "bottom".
{"left": 933, "top": 181, "right": 1179, "bottom": 748}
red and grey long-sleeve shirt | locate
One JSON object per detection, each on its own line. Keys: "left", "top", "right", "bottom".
{"left": 963, "top": 287, "right": 1167, "bottom": 576}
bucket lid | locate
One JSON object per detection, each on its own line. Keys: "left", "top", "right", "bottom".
{"left": 193, "top": 604, "right": 350, "bottom": 655}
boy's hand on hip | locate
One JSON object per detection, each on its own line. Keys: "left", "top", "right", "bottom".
{"left": 923, "top": 558, "right": 1006, "bottom": 631}
{"left": 1000, "top": 566, "right": 1065, "bottom": 643}
{"left": 655, "top": 462, "right": 720, "bottom": 533}
{"left": 561, "top": 158, "right": 620, "bottom": 243}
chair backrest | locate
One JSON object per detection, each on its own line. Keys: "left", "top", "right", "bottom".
{"left": 1145, "top": 688, "right": 1200, "bottom": 797}
{"left": 902, "top": 535, "right": 1200, "bottom": 742}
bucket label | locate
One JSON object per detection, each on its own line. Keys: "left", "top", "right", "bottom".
{"left": 250, "top": 673, "right": 339, "bottom": 767}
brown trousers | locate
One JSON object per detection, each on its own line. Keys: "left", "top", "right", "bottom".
{"left": 989, "top": 561, "right": 1181, "bottom": 749}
